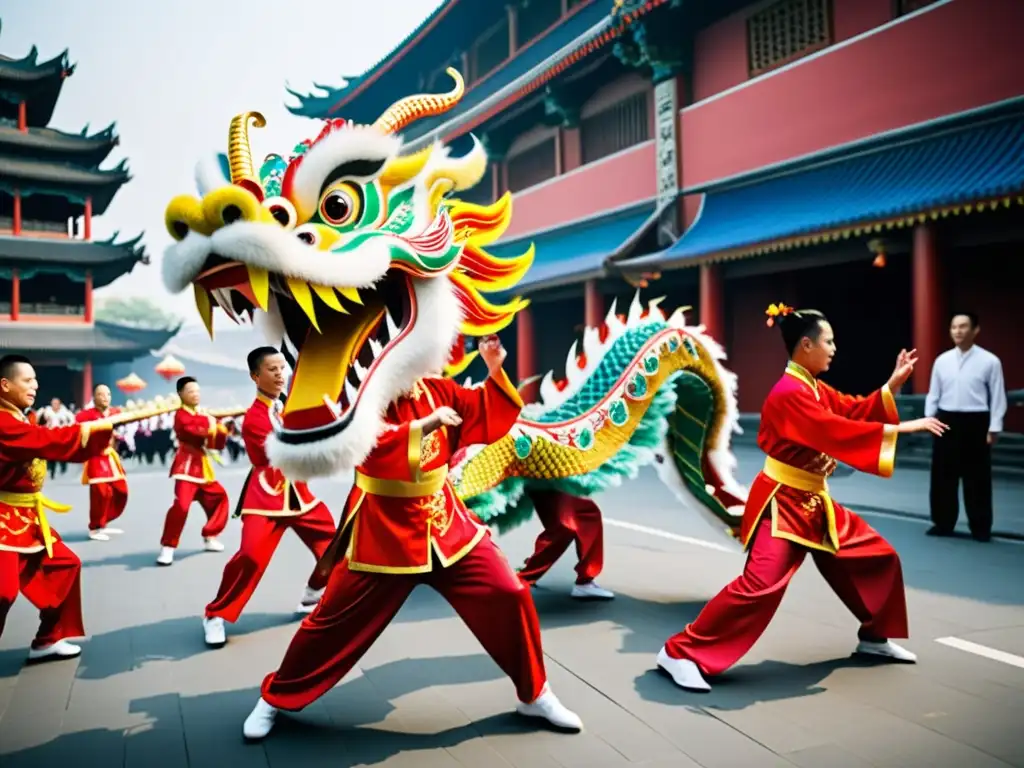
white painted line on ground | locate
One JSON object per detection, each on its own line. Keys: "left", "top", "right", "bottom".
{"left": 603, "top": 518, "right": 739, "bottom": 554}
{"left": 934, "top": 637, "right": 1024, "bottom": 669}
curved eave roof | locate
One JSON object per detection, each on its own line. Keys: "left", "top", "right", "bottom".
{"left": 287, "top": 0, "right": 513, "bottom": 124}
{"left": 0, "top": 121, "right": 118, "bottom": 165}
{"left": 0, "top": 232, "right": 147, "bottom": 288}
{"left": 0, "top": 31, "right": 74, "bottom": 126}
{"left": 0, "top": 155, "right": 130, "bottom": 215}
{"left": 0, "top": 320, "right": 179, "bottom": 356}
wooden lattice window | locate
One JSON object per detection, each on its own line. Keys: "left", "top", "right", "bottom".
{"left": 748, "top": 0, "right": 833, "bottom": 77}
{"left": 516, "top": 0, "right": 562, "bottom": 48}
{"left": 896, "top": 0, "right": 940, "bottom": 14}
{"left": 579, "top": 91, "right": 651, "bottom": 165}
{"left": 472, "top": 19, "right": 510, "bottom": 83}
{"left": 506, "top": 138, "right": 557, "bottom": 193}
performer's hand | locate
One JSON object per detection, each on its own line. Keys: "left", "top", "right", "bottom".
{"left": 988, "top": 432, "right": 998, "bottom": 445}
{"left": 435, "top": 406, "right": 463, "bottom": 427}
{"left": 897, "top": 417, "right": 948, "bottom": 437}
{"left": 479, "top": 335, "right": 506, "bottom": 375}
{"left": 886, "top": 348, "right": 918, "bottom": 392}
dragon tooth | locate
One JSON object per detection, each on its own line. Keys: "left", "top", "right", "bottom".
{"left": 368, "top": 338, "right": 383, "bottom": 357}
{"left": 344, "top": 379, "right": 358, "bottom": 405}
{"left": 311, "top": 283, "right": 348, "bottom": 313}
{"left": 246, "top": 265, "right": 270, "bottom": 310}
{"left": 385, "top": 310, "right": 400, "bottom": 339}
{"left": 193, "top": 284, "right": 214, "bottom": 339}
{"left": 322, "top": 394, "right": 342, "bottom": 418}
{"left": 626, "top": 292, "right": 643, "bottom": 325}
{"left": 337, "top": 286, "right": 363, "bottom": 305}
{"left": 286, "top": 278, "right": 321, "bottom": 332}
{"left": 353, "top": 360, "right": 368, "bottom": 381}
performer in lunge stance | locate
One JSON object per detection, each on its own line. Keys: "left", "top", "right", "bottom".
{"left": 156, "top": 376, "right": 230, "bottom": 566}
{"left": 518, "top": 490, "right": 614, "bottom": 600}
{"left": 0, "top": 354, "right": 117, "bottom": 662}
{"left": 76, "top": 384, "right": 129, "bottom": 542}
{"left": 202, "top": 347, "right": 337, "bottom": 648}
{"left": 243, "top": 338, "right": 581, "bottom": 740}
{"left": 656, "top": 304, "right": 949, "bottom": 692}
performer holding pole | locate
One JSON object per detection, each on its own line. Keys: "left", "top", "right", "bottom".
{"left": 243, "top": 337, "right": 581, "bottom": 740}
{"left": 76, "top": 384, "right": 129, "bottom": 542}
{"left": 156, "top": 376, "right": 231, "bottom": 566}
{"left": 657, "top": 305, "right": 948, "bottom": 692}
{"left": 202, "top": 347, "right": 336, "bottom": 648}
{"left": 0, "top": 355, "right": 117, "bottom": 662}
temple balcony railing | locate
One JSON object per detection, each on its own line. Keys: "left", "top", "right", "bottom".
{"left": 0, "top": 301, "right": 85, "bottom": 317}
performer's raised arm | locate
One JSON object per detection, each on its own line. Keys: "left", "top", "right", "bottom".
{"left": 443, "top": 336, "right": 523, "bottom": 449}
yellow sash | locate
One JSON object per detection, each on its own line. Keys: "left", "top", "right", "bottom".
{"left": 354, "top": 465, "right": 448, "bottom": 498}
{"left": 0, "top": 490, "right": 72, "bottom": 558}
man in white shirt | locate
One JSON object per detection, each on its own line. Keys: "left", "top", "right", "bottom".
{"left": 39, "top": 397, "right": 75, "bottom": 478}
{"left": 925, "top": 312, "right": 1007, "bottom": 542}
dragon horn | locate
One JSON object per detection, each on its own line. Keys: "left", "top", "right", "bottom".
{"left": 227, "top": 111, "right": 267, "bottom": 198}
{"left": 372, "top": 68, "right": 465, "bottom": 135}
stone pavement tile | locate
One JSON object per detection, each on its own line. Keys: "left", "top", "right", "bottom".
{"left": 178, "top": 685, "right": 274, "bottom": 767}
{"left": 782, "top": 743, "right": 875, "bottom": 768}
{"left": 958, "top": 625, "right": 1024, "bottom": 657}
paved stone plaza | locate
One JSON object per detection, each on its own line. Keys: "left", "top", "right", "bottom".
{"left": 1, "top": 453, "right": 1022, "bottom": 767}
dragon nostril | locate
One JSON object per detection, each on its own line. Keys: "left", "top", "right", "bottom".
{"left": 222, "top": 204, "right": 243, "bottom": 224}
{"left": 172, "top": 221, "right": 189, "bottom": 239}
{"left": 297, "top": 232, "right": 315, "bottom": 245}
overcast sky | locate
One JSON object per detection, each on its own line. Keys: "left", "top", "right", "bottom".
{"left": 3, "top": 0, "right": 442, "bottom": 327}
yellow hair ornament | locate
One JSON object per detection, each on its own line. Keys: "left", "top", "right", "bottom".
{"left": 765, "top": 302, "right": 795, "bottom": 327}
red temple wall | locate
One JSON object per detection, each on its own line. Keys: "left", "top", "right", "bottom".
{"left": 683, "top": 0, "right": 1024, "bottom": 187}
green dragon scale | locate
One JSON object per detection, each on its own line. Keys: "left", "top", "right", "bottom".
{"left": 450, "top": 292, "right": 748, "bottom": 544}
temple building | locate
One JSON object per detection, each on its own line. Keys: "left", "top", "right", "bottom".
{"left": 0, "top": 21, "right": 176, "bottom": 406}
{"left": 289, "top": 0, "right": 1022, "bottom": 429}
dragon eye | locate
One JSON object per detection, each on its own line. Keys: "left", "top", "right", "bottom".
{"left": 318, "top": 182, "right": 361, "bottom": 227}
{"left": 261, "top": 196, "right": 296, "bottom": 229}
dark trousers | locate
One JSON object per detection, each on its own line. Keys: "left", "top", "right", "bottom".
{"left": 929, "top": 410, "right": 992, "bottom": 536}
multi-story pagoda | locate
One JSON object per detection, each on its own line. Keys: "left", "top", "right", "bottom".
{"left": 0, "top": 20, "right": 178, "bottom": 407}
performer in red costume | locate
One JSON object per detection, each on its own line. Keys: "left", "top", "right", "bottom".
{"left": 0, "top": 354, "right": 116, "bottom": 662}
{"left": 76, "top": 384, "right": 129, "bottom": 542}
{"left": 243, "top": 337, "right": 581, "bottom": 739}
{"left": 156, "top": 376, "right": 231, "bottom": 566}
{"left": 518, "top": 490, "right": 614, "bottom": 600}
{"left": 657, "top": 305, "right": 949, "bottom": 691}
{"left": 202, "top": 347, "right": 337, "bottom": 647}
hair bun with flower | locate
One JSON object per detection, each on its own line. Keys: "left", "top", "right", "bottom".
{"left": 765, "top": 302, "right": 795, "bottom": 328}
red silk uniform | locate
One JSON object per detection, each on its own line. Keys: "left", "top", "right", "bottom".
{"left": 518, "top": 490, "right": 605, "bottom": 586}
{"left": 160, "top": 406, "right": 230, "bottom": 548}
{"left": 664, "top": 362, "right": 909, "bottom": 675}
{"left": 75, "top": 406, "right": 129, "bottom": 532}
{"left": 261, "top": 370, "right": 549, "bottom": 710}
{"left": 0, "top": 402, "right": 114, "bottom": 647}
{"left": 205, "top": 394, "right": 336, "bottom": 622}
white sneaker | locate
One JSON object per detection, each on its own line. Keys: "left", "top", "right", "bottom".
{"left": 242, "top": 697, "right": 278, "bottom": 740}
{"left": 88, "top": 530, "right": 110, "bottom": 542}
{"left": 515, "top": 684, "right": 583, "bottom": 731}
{"left": 27, "top": 639, "right": 82, "bottom": 663}
{"left": 296, "top": 586, "right": 323, "bottom": 613}
{"left": 156, "top": 546, "right": 174, "bottom": 566}
{"left": 656, "top": 646, "right": 711, "bottom": 691}
{"left": 203, "top": 537, "right": 225, "bottom": 552}
{"left": 570, "top": 581, "right": 614, "bottom": 600}
{"left": 855, "top": 639, "right": 917, "bottom": 663}
{"left": 203, "top": 616, "right": 226, "bottom": 648}
{"left": 101, "top": 527, "right": 124, "bottom": 535}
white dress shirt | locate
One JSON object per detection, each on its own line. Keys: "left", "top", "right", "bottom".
{"left": 39, "top": 406, "right": 75, "bottom": 428}
{"left": 925, "top": 344, "right": 1007, "bottom": 433}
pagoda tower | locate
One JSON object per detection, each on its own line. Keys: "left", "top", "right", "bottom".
{"left": 0, "top": 19, "right": 178, "bottom": 408}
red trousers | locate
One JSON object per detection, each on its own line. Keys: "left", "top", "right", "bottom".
{"left": 261, "top": 534, "right": 547, "bottom": 710}
{"left": 161, "top": 480, "right": 229, "bottom": 548}
{"left": 205, "top": 503, "right": 337, "bottom": 622}
{"left": 0, "top": 540, "right": 85, "bottom": 649}
{"left": 88, "top": 480, "right": 129, "bottom": 532}
{"left": 518, "top": 490, "right": 604, "bottom": 586}
{"left": 665, "top": 508, "right": 909, "bottom": 676}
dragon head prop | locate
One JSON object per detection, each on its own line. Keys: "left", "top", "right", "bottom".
{"left": 161, "top": 69, "right": 532, "bottom": 480}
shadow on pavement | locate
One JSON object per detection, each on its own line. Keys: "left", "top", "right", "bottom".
{"left": 79, "top": 548, "right": 207, "bottom": 571}
{"left": 0, "top": 654, "right": 546, "bottom": 767}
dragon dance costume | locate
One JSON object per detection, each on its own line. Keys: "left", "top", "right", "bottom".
{"left": 75, "top": 404, "right": 129, "bottom": 538}
{"left": 0, "top": 398, "right": 115, "bottom": 661}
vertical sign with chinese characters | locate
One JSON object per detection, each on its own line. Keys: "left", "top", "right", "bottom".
{"left": 654, "top": 78, "right": 679, "bottom": 244}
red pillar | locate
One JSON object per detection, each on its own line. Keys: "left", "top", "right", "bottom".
{"left": 12, "top": 190, "right": 21, "bottom": 235}
{"left": 10, "top": 268, "right": 19, "bottom": 321}
{"left": 699, "top": 263, "right": 725, "bottom": 342}
{"left": 81, "top": 359, "right": 93, "bottom": 407}
{"left": 516, "top": 305, "right": 538, "bottom": 402}
{"left": 84, "top": 271, "right": 94, "bottom": 323}
{"left": 17, "top": 101, "right": 26, "bottom": 132}
{"left": 584, "top": 280, "right": 604, "bottom": 329}
{"left": 83, "top": 196, "right": 93, "bottom": 240}
{"left": 912, "top": 224, "right": 945, "bottom": 394}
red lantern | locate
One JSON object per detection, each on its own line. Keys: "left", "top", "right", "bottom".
{"left": 116, "top": 373, "right": 147, "bottom": 394}
{"left": 155, "top": 354, "right": 186, "bottom": 381}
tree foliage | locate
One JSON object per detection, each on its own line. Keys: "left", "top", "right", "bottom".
{"left": 95, "top": 296, "right": 182, "bottom": 330}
